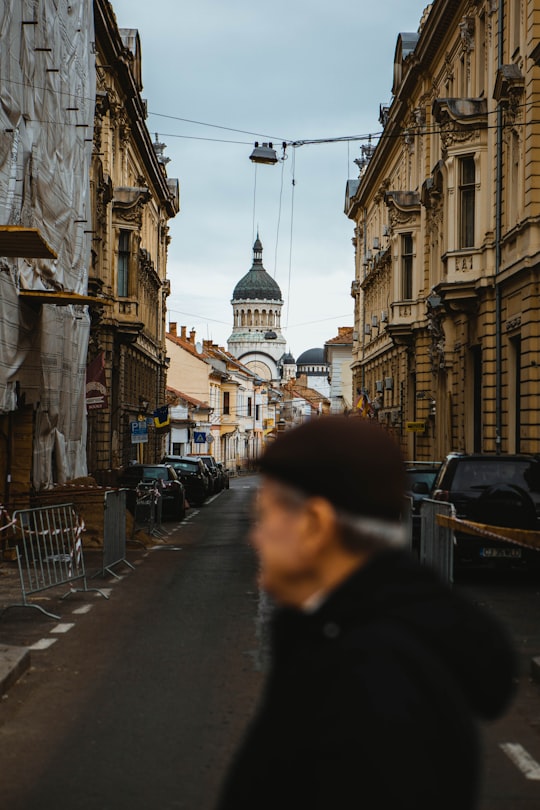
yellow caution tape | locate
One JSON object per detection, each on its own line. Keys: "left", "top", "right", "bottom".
{"left": 436, "top": 514, "right": 540, "bottom": 551}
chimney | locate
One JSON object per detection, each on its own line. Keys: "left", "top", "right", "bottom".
{"left": 169, "top": 322, "right": 177, "bottom": 337}
{"left": 181, "top": 325, "right": 187, "bottom": 340}
{"left": 189, "top": 328, "right": 196, "bottom": 344}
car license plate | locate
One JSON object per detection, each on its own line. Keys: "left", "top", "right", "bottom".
{"left": 480, "top": 547, "right": 522, "bottom": 559}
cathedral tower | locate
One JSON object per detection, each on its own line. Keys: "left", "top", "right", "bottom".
{"left": 228, "top": 236, "right": 286, "bottom": 382}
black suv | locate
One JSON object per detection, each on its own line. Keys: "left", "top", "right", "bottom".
{"left": 162, "top": 456, "right": 210, "bottom": 506}
{"left": 118, "top": 463, "right": 186, "bottom": 521}
{"left": 432, "top": 453, "right": 540, "bottom": 567}
{"left": 186, "top": 454, "right": 222, "bottom": 494}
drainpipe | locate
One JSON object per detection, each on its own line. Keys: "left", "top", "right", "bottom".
{"left": 495, "top": 1, "right": 504, "bottom": 453}
{"left": 361, "top": 206, "right": 368, "bottom": 394}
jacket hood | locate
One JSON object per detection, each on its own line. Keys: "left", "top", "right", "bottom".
{"left": 279, "top": 551, "right": 517, "bottom": 721}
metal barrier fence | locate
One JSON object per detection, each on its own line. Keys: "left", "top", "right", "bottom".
{"left": 402, "top": 497, "right": 414, "bottom": 551}
{"left": 134, "top": 483, "right": 165, "bottom": 538}
{"left": 102, "top": 489, "right": 135, "bottom": 579}
{"left": 420, "top": 498, "right": 456, "bottom": 584}
{"left": 3, "top": 503, "right": 108, "bottom": 620}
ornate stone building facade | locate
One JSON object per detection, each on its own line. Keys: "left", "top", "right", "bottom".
{"left": 87, "top": 1, "right": 179, "bottom": 473}
{"left": 346, "top": 0, "right": 540, "bottom": 459}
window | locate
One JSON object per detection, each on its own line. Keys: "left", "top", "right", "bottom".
{"left": 401, "top": 234, "right": 413, "bottom": 300}
{"left": 247, "top": 397, "right": 252, "bottom": 417}
{"left": 512, "top": 0, "right": 521, "bottom": 55}
{"left": 459, "top": 157, "right": 475, "bottom": 248}
{"left": 223, "top": 391, "right": 230, "bottom": 415}
{"left": 255, "top": 404, "right": 261, "bottom": 422}
{"left": 117, "top": 230, "right": 130, "bottom": 297}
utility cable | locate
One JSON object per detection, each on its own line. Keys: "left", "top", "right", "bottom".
{"left": 285, "top": 149, "right": 296, "bottom": 330}
{"left": 273, "top": 155, "right": 286, "bottom": 278}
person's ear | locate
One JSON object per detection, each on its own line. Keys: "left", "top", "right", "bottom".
{"left": 299, "top": 497, "right": 339, "bottom": 558}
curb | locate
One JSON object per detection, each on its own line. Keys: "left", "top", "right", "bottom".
{"left": 0, "top": 645, "right": 31, "bottom": 696}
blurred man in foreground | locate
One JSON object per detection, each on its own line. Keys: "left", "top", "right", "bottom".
{"left": 217, "top": 416, "right": 516, "bottom": 810}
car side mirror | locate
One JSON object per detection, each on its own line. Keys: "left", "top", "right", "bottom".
{"left": 412, "top": 481, "right": 430, "bottom": 495}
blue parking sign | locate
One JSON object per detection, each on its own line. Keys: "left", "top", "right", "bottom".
{"left": 131, "top": 420, "right": 148, "bottom": 444}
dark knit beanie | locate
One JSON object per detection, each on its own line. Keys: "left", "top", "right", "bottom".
{"left": 259, "top": 416, "right": 405, "bottom": 522}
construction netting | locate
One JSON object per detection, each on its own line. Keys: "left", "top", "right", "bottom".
{"left": 0, "top": 0, "right": 95, "bottom": 489}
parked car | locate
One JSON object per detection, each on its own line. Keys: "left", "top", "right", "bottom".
{"left": 405, "top": 462, "right": 441, "bottom": 549}
{"left": 216, "top": 462, "right": 230, "bottom": 489}
{"left": 432, "top": 453, "right": 540, "bottom": 568}
{"left": 162, "top": 456, "right": 209, "bottom": 506}
{"left": 118, "top": 463, "right": 186, "bottom": 521}
{"left": 187, "top": 454, "right": 222, "bottom": 493}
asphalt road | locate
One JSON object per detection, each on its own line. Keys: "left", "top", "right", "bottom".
{"left": 2, "top": 476, "right": 540, "bottom": 808}
{"left": 0, "top": 477, "right": 264, "bottom": 810}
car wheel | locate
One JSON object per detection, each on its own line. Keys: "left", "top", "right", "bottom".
{"left": 474, "top": 484, "right": 537, "bottom": 530}
{"left": 177, "top": 497, "right": 186, "bottom": 521}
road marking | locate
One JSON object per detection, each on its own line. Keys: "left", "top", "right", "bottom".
{"left": 72, "top": 605, "right": 92, "bottom": 614}
{"left": 51, "top": 623, "right": 75, "bottom": 634}
{"left": 500, "top": 743, "right": 540, "bottom": 780}
{"left": 30, "top": 638, "right": 58, "bottom": 651}
{"left": 96, "top": 588, "right": 112, "bottom": 598}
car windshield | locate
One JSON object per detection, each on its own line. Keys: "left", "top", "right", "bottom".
{"left": 406, "top": 471, "right": 437, "bottom": 489}
{"left": 452, "top": 459, "right": 540, "bottom": 493}
{"left": 171, "top": 461, "right": 198, "bottom": 472}
{"left": 141, "top": 467, "right": 168, "bottom": 481}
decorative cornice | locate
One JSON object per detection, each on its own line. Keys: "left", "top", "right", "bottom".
{"left": 432, "top": 97, "right": 487, "bottom": 126}
{"left": 384, "top": 190, "right": 421, "bottom": 212}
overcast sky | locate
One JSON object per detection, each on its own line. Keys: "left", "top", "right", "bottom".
{"left": 110, "top": 0, "right": 429, "bottom": 358}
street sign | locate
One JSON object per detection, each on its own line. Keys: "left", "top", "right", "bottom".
{"left": 406, "top": 421, "right": 426, "bottom": 433}
{"left": 194, "top": 431, "right": 207, "bottom": 444}
{"left": 131, "top": 420, "right": 148, "bottom": 444}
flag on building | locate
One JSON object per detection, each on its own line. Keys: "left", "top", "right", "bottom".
{"left": 153, "top": 404, "right": 170, "bottom": 428}
{"left": 354, "top": 392, "right": 373, "bottom": 418}
{"left": 86, "top": 352, "right": 108, "bottom": 411}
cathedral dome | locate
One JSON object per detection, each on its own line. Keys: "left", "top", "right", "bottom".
{"left": 232, "top": 237, "right": 282, "bottom": 302}
{"left": 297, "top": 347, "right": 327, "bottom": 366}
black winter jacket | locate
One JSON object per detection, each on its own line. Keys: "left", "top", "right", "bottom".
{"left": 216, "top": 550, "right": 516, "bottom": 810}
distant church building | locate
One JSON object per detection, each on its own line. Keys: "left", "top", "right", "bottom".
{"left": 296, "top": 347, "right": 330, "bottom": 398}
{"left": 228, "top": 236, "right": 286, "bottom": 382}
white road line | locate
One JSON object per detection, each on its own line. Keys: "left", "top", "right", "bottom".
{"left": 30, "top": 638, "right": 58, "bottom": 651}
{"left": 72, "top": 604, "right": 92, "bottom": 614}
{"left": 500, "top": 743, "right": 540, "bottom": 780}
{"left": 50, "top": 623, "right": 75, "bottom": 634}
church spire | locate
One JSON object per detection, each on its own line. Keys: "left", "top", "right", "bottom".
{"left": 252, "top": 233, "right": 263, "bottom": 267}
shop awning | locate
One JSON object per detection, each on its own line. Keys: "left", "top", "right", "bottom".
{"left": 19, "top": 290, "right": 110, "bottom": 307}
{"left": 0, "top": 226, "right": 57, "bottom": 259}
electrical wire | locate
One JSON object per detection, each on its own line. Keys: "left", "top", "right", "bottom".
{"left": 273, "top": 155, "right": 286, "bottom": 278}
{"left": 148, "top": 110, "right": 286, "bottom": 142}
{"left": 285, "top": 149, "right": 296, "bottom": 330}
{"left": 252, "top": 162, "right": 257, "bottom": 243}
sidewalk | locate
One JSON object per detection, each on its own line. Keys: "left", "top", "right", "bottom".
{"left": 0, "top": 549, "right": 111, "bottom": 695}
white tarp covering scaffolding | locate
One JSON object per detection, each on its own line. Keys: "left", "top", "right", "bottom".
{"left": 0, "top": 0, "right": 95, "bottom": 489}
